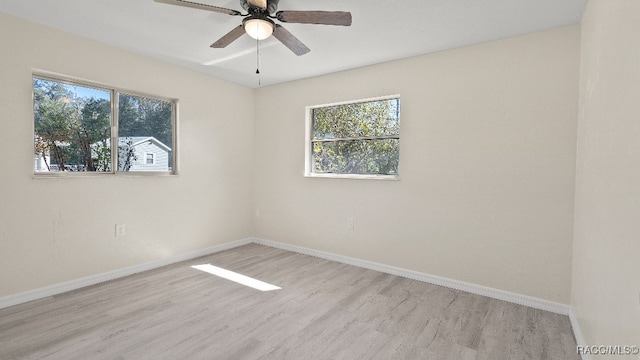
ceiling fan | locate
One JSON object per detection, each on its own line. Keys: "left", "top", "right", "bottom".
{"left": 155, "top": 0, "right": 352, "bottom": 56}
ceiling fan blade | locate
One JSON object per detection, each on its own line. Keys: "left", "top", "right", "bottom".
{"left": 272, "top": 25, "right": 310, "bottom": 56}
{"left": 276, "top": 11, "right": 352, "bottom": 26}
{"left": 154, "top": 0, "right": 241, "bottom": 16}
{"left": 210, "top": 25, "right": 246, "bottom": 48}
{"left": 247, "top": 0, "right": 267, "bottom": 10}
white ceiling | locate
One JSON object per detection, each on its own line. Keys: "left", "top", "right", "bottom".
{"left": 0, "top": 0, "right": 586, "bottom": 88}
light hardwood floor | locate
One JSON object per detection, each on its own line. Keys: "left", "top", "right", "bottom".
{"left": 0, "top": 244, "right": 580, "bottom": 360}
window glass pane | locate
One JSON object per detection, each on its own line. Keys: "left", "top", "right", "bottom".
{"left": 118, "top": 93, "right": 173, "bottom": 172}
{"left": 312, "top": 98, "right": 400, "bottom": 140}
{"left": 312, "top": 139, "right": 399, "bottom": 175}
{"left": 33, "top": 77, "right": 111, "bottom": 172}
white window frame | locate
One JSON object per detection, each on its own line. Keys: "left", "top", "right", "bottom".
{"left": 144, "top": 152, "right": 155, "bottom": 165}
{"left": 304, "top": 94, "right": 401, "bottom": 180}
{"left": 32, "top": 71, "right": 179, "bottom": 177}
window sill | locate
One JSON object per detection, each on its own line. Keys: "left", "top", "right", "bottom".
{"left": 32, "top": 171, "right": 177, "bottom": 178}
{"left": 304, "top": 173, "right": 399, "bottom": 181}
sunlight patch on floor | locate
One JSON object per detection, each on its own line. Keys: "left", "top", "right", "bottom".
{"left": 191, "top": 264, "right": 281, "bottom": 291}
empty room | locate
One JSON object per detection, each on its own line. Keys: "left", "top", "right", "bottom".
{"left": 0, "top": 0, "right": 638, "bottom": 359}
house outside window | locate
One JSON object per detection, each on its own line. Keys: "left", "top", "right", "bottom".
{"left": 305, "top": 95, "right": 400, "bottom": 180}
{"left": 33, "top": 73, "right": 177, "bottom": 175}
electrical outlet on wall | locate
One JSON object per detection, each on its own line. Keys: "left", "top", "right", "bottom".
{"left": 115, "top": 224, "right": 126, "bottom": 237}
{"left": 347, "top": 218, "right": 355, "bottom": 230}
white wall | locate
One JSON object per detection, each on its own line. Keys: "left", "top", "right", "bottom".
{"left": 0, "top": 12, "right": 255, "bottom": 297}
{"left": 253, "top": 26, "right": 580, "bottom": 303}
{"left": 573, "top": 0, "right": 640, "bottom": 351}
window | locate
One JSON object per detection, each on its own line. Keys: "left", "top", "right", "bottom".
{"left": 118, "top": 93, "right": 173, "bottom": 172}
{"left": 145, "top": 153, "right": 155, "bottom": 165}
{"left": 305, "top": 95, "right": 401, "bottom": 180}
{"left": 33, "top": 74, "right": 177, "bottom": 175}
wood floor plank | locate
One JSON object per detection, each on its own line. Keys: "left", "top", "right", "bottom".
{"left": 0, "top": 244, "right": 579, "bottom": 360}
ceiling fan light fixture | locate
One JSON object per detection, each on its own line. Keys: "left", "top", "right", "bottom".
{"left": 243, "top": 17, "right": 275, "bottom": 40}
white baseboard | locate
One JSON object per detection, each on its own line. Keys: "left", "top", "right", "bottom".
{"left": 569, "top": 309, "right": 590, "bottom": 360}
{"left": 0, "top": 237, "right": 253, "bottom": 310}
{"left": 252, "top": 237, "right": 571, "bottom": 316}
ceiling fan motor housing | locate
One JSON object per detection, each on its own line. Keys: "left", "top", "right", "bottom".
{"left": 240, "top": 0, "right": 279, "bottom": 14}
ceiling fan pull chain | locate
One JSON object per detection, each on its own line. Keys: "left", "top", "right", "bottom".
{"left": 256, "top": 35, "right": 262, "bottom": 86}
